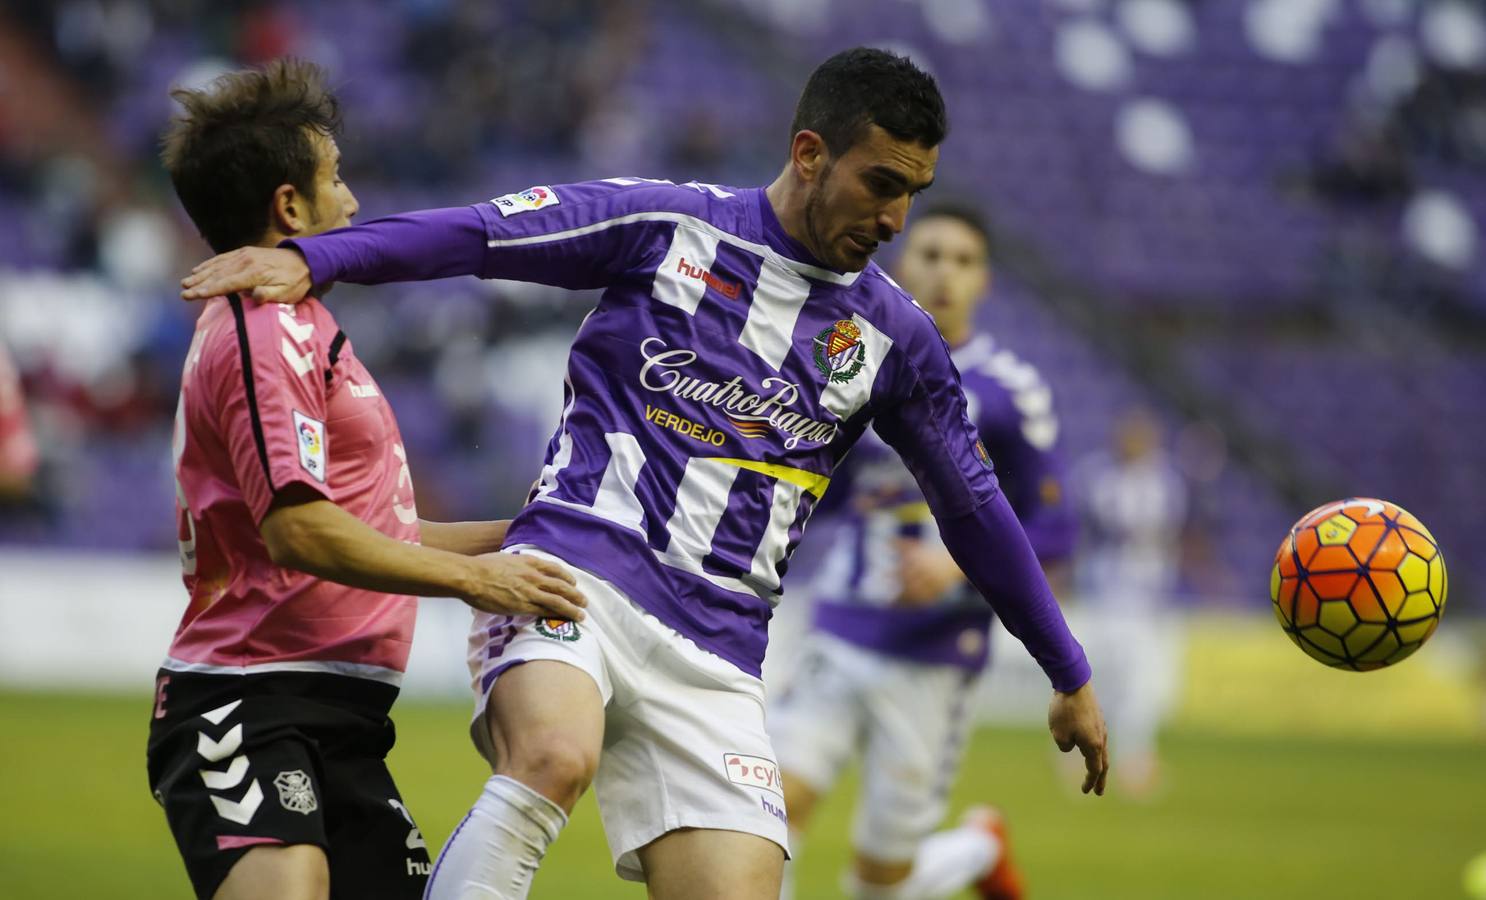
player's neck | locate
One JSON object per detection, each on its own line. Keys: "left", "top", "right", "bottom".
{"left": 251, "top": 226, "right": 294, "bottom": 250}
{"left": 763, "top": 171, "right": 826, "bottom": 264}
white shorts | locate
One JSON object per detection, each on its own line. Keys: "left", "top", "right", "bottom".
{"left": 769, "top": 633, "right": 980, "bottom": 862}
{"left": 467, "top": 548, "right": 789, "bottom": 882}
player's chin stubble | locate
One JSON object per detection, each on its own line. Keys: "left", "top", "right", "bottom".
{"left": 802, "top": 170, "right": 840, "bottom": 269}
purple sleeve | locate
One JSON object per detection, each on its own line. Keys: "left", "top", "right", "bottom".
{"left": 873, "top": 316, "right": 1091, "bottom": 691}
{"left": 284, "top": 207, "right": 488, "bottom": 286}
{"left": 939, "top": 494, "right": 1091, "bottom": 692}
{"left": 975, "top": 398, "right": 1077, "bottom": 563}
{"left": 283, "top": 181, "right": 681, "bottom": 290}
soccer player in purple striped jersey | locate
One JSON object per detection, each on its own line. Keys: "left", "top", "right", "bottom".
{"left": 183, "top": 48, "right": 1108, "bottom": 900}
{"left": 771, "top": 205, "right": 1076, "bottom": 900}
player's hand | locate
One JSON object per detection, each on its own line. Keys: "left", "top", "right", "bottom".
{"left": 181, "top": 247, "right": 313, "bottom": 304}
{"left": 1048, "top": 681, "right": 1109, "bottom": 796}
{"left": 458, "top": 552, "right": 588, "bottom": 620}
{"left": 894, "top": 538, "right": 966, "bottom": 606}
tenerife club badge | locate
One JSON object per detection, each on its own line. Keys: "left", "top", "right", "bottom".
{"left": 813, "top": 319, "right": 866, "bottom": 384}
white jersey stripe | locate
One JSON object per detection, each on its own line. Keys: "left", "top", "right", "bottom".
{"left": 487, "top": 210, "right": 862, "bottom": 286}
{"left": 534, "top": 378, "right": 576, "bottom": 501}
{"left": 592, "top": 431, "right": 648, "bottom": 534}
{"left": 738, "top": 262, "right": 811, "bottom": 370}
{"left": 160, "top": 656, "right": 404, "bottom": 686}
{"left": 819, "top": 313, "right": 895, "bottom": 421}
{"left": 534, "top": 430, "right": 573, "bottom": 500}
{"left": 664, "top": 457, "right": 740, "bottom": 561}
{"left": 747, "top": 480, "right": 803, "bottom": 594}
{"left": 652, "top": 225, "right": 720, "bottom": 315}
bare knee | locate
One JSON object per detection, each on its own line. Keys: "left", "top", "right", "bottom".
{"left": 213, "top": 844, "right": 328, "bottom": 900}
{"left": 852, "top": 852, "right": 913, "bottom": 887}
{"left": 497, "top": 731, "right": 598, "bottom": 812}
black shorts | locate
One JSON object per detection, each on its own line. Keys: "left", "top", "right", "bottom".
{"left": 146, "top": 669, "right": 432, "bottom": 900}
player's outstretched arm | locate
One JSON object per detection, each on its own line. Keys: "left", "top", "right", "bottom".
{"left": 182, "top": 246, "right": 313, "bottom": 303}
{"left": 871, "top": 313, "right": 1107, "bottom": 791}
{"left": 935, "top": 497, "right": 1109, "bottom": 795}
{"left": 183, "top": 205, "right": 502, "bottom": 302}
{"left": 260, "top": 487, "right": 586, "bottom": 619}
{"left": 418, "top": 518, "right": 510, "bottom": 556}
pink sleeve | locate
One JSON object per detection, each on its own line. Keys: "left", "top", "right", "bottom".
{"left": 215, "top": 297, "right": 336, "bottom": 522}
{"left": 0, "top": 347, "right": 38, "bottom": 480}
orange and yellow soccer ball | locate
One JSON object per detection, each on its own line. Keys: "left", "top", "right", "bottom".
{"left": 1270, "top": 498, "right": 1447, "bottom": 670}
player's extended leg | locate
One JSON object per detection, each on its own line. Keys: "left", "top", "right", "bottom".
{"left": 780, "top": 772, "right": 821, "bottom": 834}
{"left": 485, "top": 659, "right": 605, "bottom": 812}
{"left": 212, "top": 844, "right": 328, "bottom": 900}
{"left": 843, "top": 662, "right": 1014, "bottom": 900}
{"left": 773, "top": 774, "right": 825, "bottom": 900}
{"left": 426, "top": 660, "right": 605, "bottom": 900}
{"left": 769, "top": 638, "right": 868, "bottom": 900}
{"left": 638, "top": 827, "right": 786, "bottom": 900}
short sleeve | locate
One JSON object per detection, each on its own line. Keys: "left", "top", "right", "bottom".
{"left": 214, "top": 297, "right": 335, "bottom": 522}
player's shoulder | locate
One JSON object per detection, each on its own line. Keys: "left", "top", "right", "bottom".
{"left": 195, "top": 296, "right": 337, "bottom": 373}
{"left": 953, "top": 331, "right": 1052, "bottom": 396}
{"left": 851, "top": 263, "right": 941, "bottom": 345}
{"left": 496, "top": 177, "right": 750, "bottom": 224}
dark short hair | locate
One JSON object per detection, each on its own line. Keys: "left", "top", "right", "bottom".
{"left": 161, "top": 59, "right": 341, "bottom": 253}
{"left": 915, "top": 202, "right": 991, "bottom": 254}
{"left": 790, "top": 47, "right": 948, "bottom": 156}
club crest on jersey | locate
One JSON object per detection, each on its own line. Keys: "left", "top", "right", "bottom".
{"left": 813, "top": 319, "right": 866, "bottom": 384}
{"left": 491, "top": 185, "right": 560, "bottom": 217}
{"left": 274, "top": 770, "right": 318, "bottom": 815}
{"left": 292, "top": 410, "right": 326, "bottom": 483}
{"left": 534, "top": 617, "right": 580, "bottom": 642}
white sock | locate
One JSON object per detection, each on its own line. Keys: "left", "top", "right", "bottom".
{"left": 901, "top": 825, "right": 1000, "bottom": 899}
{"left": 844, "top": 826, "right": 1000, "bottom": 900}
{"left": 779, "top": 828, "right": 803, "bottom": 900}
{"left": 425, "top": 775, "right": 567, "bottom": 900}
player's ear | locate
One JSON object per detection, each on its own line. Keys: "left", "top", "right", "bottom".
{"left": 791, "top": 130, "right": 829, "bottom": 184}
{"left": 270, "top": 183, "right": 304, "bottom": 236}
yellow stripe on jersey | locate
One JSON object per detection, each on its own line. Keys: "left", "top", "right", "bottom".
{"left": 704, "top": 458, "right": 831, "bottom": 498}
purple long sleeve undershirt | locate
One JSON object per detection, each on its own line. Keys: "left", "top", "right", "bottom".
{"left": 943, "top": 492, "right": 1091, "bottom": 691}
{"left": 284, "top": 207, "right": 488, "bottom": 286}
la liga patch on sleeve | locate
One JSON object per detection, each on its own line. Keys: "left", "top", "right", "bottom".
{"left": 490, "top": 185, "right": 560, "bottom": 217}
{"left": 292, "top": 410, "right": 327, "bottom": 482}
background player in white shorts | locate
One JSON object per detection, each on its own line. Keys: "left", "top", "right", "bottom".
{"left": 771, "top": 206, "right": 1076, "bottom": 900}
{"left": 183, "top": 48, "right": 1108, "bottom": 900}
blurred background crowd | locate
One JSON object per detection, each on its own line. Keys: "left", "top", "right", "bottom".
{"left": 1, "top": 0, "right": 1483, "bottom": 614}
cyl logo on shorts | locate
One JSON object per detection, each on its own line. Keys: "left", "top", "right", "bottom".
{"left": 535, "top": 617, "right": 581, "bottom": 642}
{"left": 723, "top": 753, "right": 783, "bottom": 797}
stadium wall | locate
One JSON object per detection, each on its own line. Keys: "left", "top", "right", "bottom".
{"left": 2, "top": 551, "right": 1480, "bottom": 739}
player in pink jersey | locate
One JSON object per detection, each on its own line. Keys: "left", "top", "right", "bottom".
{"left": 147, "top": 60, "right": 586, "bottom": 900}
{"left": 0, "top": 341, "right": 38, "bottom": 500}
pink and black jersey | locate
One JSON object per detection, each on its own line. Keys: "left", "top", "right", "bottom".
{"left": 0, "top": 343, "right": 38, "bottom": 483}
{"left": 164, "top": 296, "right": 419, "bottom": 685}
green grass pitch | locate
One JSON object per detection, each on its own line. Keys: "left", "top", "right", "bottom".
{"left": 1, "top": 691, "right": 1482, "bottom": 899}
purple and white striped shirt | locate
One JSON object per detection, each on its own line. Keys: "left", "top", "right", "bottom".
{"left": 284, "top": 178, "right": 1090, "bottom": 690}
